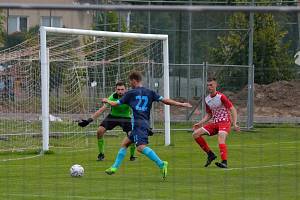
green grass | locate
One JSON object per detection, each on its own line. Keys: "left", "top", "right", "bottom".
{"left": 0, "top": 126, "right": 299, "bottom": 200}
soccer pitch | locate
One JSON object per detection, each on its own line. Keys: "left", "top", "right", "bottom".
{"left": 0, "top": 126, "right": 299, "bottom": 200}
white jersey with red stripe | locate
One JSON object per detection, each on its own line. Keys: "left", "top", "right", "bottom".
{"left": 205, "top": 91, "right": 233, "bottom": 123}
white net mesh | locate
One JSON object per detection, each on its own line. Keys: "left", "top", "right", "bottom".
{"left": 0, "top": 30, "right": 165, "bottom": 152}
{"left": 0, "top": 37, "right": 41, "bottom": 152}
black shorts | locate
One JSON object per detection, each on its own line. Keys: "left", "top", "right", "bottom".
{"left": 100, "top": 114, "right": 132, "bottom": 133}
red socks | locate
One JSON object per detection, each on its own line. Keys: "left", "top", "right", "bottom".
{"left": 195, "top": 137, "right": 228, "bottom": 161}
{"left": 195, "top": 136, "right": 211, "bottom": 153}
{"left": 219, "top": 144, "right": 227, "bottom": 161}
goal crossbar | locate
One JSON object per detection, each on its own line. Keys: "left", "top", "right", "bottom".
{"left": 2, "top": 4, "right": 300, "bottom": 13}
{"left": 40, "top": 26, "right": 170, "bottom": 151}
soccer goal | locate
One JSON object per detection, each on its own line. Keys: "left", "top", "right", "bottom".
{"left": 0, "top": 27, "right": 170, "bottom": 153}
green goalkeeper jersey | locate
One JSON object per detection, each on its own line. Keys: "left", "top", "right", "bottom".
{"left": 107, "top": 93, "right": 132, "bottom": 118}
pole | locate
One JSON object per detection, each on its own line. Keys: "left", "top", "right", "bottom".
{"left": 186, "top": 0, "right": 192, "bottom": 120}
{"left": 163, "top": 38, "right": 170, "bottom": 146}
{"left": 40, "top": 26, "right": 50, "bottom": 151}
{"left": 247, "top": 0, "right": 254, "bottom": 129}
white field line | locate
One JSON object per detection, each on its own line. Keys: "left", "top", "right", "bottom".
{"left": 0, "top": 148, "right": 92, "bottom": 162}
{"left": 0, "top": 154, "right": 41, "bottom": 162}
{"left": 63, "top": 147, "right": 92, "bottom": 153}
{"left": 229, "top": 140, "right": 300, "bottom": 147}
{"left": 224, "top": 162, "right": 300, "bottom": 171}
{"left": 172, "top": 162, "right": 300, "bottom": 171}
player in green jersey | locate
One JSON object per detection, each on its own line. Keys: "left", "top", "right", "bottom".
{"left": 78, "top": 81, "right": 136, "bottom": 161}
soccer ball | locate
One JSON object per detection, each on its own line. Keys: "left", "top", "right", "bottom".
{"left": 70, "top": 164, "right": 84, "bottom": 177}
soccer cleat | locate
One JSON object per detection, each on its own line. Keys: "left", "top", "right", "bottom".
{"left": 161, "top": 161, "right": 168, "bottom": 179}
{"left": 215, "top": 160, "right": 228, "bottom": 168}
{"left": 97, "top": 153, "right": 105, "bottom": 161}
{"left": 105, "top": 167, "right": 117, "bottom": 175}
{"left": 129, "top": 156, "right": 137, "bottom": 161}
{"left": 204, "top": 154, "right": 217, "bottom": 167}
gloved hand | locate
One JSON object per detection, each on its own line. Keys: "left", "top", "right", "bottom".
{"left": 78, "top": 118, "right": 93, "bottom": 127}
{"left": 148, "top": 128, "right": 154, "bottom": 136}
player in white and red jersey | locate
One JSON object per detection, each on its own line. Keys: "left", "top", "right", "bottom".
{"left": 192, "top": 78, "right": 240, "bottom": 168}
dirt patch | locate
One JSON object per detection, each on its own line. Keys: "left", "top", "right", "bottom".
{"left": 229, "top": 80, "right": 300, "bottom": 117}
{"left": 157, "top": 80, "right": 300, "bottom": 121}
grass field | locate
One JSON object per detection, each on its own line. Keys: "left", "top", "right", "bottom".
{"left": 0, "top": 125, "right": 299, "bottom": 200}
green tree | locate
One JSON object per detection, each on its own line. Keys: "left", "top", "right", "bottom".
{"left": 210, "top": 12, "right": 295, "bottom": 85}
{"left": 93, "top": 11, "right": 126, "bottom": 32}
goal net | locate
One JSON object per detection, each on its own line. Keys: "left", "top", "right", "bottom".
{"left": 0, "top": 27, "right": 170, "bottom": 153}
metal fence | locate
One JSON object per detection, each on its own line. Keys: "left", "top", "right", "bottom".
{"left": 0, "top": 2, "right": 299, "bottom": 127}
{"left": 165, "top": 63, "right": 253, "bottom": 129}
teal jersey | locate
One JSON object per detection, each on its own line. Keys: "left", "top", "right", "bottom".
{"left": 107, "top": 93, "right": 132, "bottom": 118}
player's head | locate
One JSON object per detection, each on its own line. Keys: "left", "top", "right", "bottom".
{"left": 129, "top": 71, "right": 142, "bottom": 88}
{"left": 207, "top": 77, "right": 217, "bottom": 94}
{"left": 115, "top": 81, "right": 126, "bottom": 96}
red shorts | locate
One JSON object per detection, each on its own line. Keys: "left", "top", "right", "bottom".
{"left": 202, "top": 122, "right": 231, "bottom": 136}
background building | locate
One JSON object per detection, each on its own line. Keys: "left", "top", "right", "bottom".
{"left": 2, "top": 0, "right": 94, "bottom": 34}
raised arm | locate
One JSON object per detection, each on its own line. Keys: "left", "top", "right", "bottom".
{"left": 91, "top": 104, "right": 108, "bottom": 120}
{"left": 161, "top": 98, "right": 192, "bottom": 108}
{"left": 101, "top": 98, "right": 119, "bottom": 107}
{"left": 78, "top": 104, "right": 108, "bottom": 127}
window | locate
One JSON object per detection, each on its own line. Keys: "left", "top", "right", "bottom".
{"left": 19, "top": 17, "right": 27, "bottom": 32}
{"left": 8, "top": 16, "right": 28, "bottom": 34}
{"left": 41, "top": 16, "right": 62, "bottom": 27}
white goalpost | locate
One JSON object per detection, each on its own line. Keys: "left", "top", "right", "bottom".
{"left": 39, "top": 26, "right": 171, "bottom": 152}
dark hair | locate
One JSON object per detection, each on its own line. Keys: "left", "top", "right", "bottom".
{"left": 115, "top": 80, "right": 125, "bottom": 87}
{"left": 129, "top": 71, "right": 142, "bottom": 82}
{"left": 207, "top": 77, "right": 217, "bottom": 82}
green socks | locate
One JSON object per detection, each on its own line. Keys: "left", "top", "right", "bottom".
{"left": 98, "top": 138, "right": 135, "bottom": 157}
{"left": 129, "top": 144, "right": 136, "bottom": 157}
{"left": 98, "top": 138, "right": 105, "bottom": 154}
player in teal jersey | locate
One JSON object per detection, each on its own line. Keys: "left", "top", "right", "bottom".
{"left": 102, "top": 71, "right": 192, "bottom": 179}
{"left": 78, "top": 81, "right": 136, "bottom": 161}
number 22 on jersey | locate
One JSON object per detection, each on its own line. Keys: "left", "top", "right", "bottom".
{"left": 135, "top": 96, "right": 148, "bottom": 111}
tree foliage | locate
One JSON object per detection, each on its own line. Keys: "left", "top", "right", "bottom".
{"left": 93, "top": 11, "right": 126, "bottom": 32}
{"left": 210, "top": 12, "right": 295, "bottom": 85}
